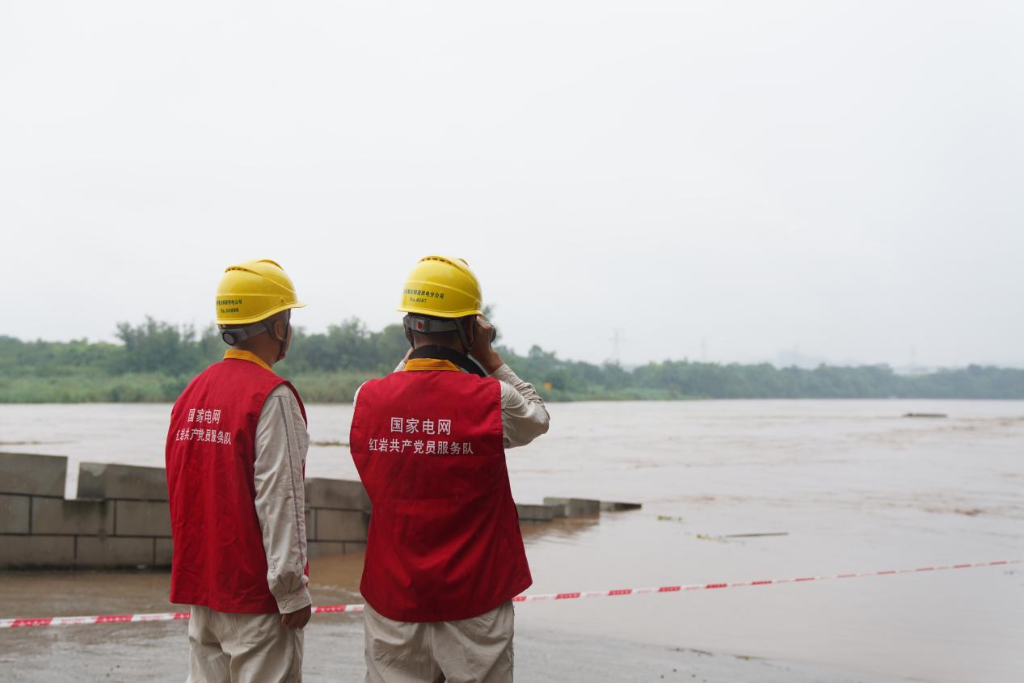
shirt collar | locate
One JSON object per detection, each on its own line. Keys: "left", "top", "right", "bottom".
{"left": 403, "top": 358, "right": 462, "bottom": 373}
{"left": 223, "top": 349, "right": 274, "bottom": 373}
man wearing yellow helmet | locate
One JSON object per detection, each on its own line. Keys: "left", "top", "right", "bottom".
{"left": 351, "top": 256, "right": 551, "bottom": 683}
{"left": 165, "top": 259, "right": 312, "bottom": 683}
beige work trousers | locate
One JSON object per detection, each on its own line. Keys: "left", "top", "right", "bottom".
{"left": 364, "top": 602, "right": 514, "bottom": 683}
{"left": 187, "top": 605, "right": 303, "bottom": 683}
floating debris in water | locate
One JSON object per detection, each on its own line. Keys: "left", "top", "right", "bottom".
{"left": 311, "top": 440, "right": 349, "bottom": 447}
{"left": 722, "top": 532, "right": 789, "bottom": 538}
{"left": 903, "top": 413, "right": 947, "bottom": 418}
{"left": 695, "top": 531, "right": 789, "bottom": 542}
{"left": 601, "top": 501, "right": 642, "bottom": 512}
{"left": 0, "top": 440, "right": 72, "bottom": 446}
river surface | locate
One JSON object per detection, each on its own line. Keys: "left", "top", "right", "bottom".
{"left": 2, "top": 400, "right": 1023, "bottom": 682}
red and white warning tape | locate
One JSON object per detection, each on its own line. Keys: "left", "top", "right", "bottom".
{"left": 2, "top": 559, "right": 1018, "bottom": 629}
{"left": 510, "top": 559, "right": 1020, "bottom": 602}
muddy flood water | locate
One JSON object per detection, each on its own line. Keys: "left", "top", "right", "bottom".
{"left": 2, "top": 400, "right": 1023, "bottom": 682}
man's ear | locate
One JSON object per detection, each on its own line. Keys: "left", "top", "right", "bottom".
{"left": 463, "top": 317, "right": 476, "bottom": 348}
{"left": 274, "top": 317, "right": 289, "bottom": 341}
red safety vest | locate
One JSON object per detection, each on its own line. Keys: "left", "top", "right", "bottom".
{"left": 165, "top": 353, "right": 307, "bottom": 614}
{"left": 351, "top": 360, "right": 532, "bottom": 622}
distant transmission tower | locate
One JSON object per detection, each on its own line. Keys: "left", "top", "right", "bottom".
{"left": 610, "top": 328, "right": 623, "bottom": 365}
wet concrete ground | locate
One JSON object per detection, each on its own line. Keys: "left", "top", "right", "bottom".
{"left": 2, "top": 602, "right": 908, "bottom": 683}
{"left": 0, "top": 550, "right": 914, "bottom": 683}
{"left": 0, "top": 545, "right": 963, "bottom": 683}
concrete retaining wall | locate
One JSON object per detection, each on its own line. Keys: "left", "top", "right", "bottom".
{"left": 0, "top": 453, "right": 372, "bottom": 570}
{"left": 304, "top": 477, "right": 369, "bottom": 558}
{"left": 0, "top": 452, "right": 640, "bottom": 570}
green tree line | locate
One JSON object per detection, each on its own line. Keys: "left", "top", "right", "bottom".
{"left": 1, "top": 317, "right": 1022, "bottom": 402}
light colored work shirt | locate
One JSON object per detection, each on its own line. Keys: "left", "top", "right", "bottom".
{"left": 254, "top": 382, "right": 312, "bottom": 614}
{"left": 488, "top": 363, "right": 551, "bottom": 449}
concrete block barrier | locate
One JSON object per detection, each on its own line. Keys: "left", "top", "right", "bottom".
{"left": 76, "top": 536, "right": 155, "bottom": 568}
{"left": 115, "top": 500, "right": 172, "bottom": 537}
{"left": 308, "top": 541, "right": 346, "bottom": 559}
{"left": 77, "top": 462, "right": 169, "bottom": 501}
{"left": 305, "top": 478, "right": 370, "bottom": 511}
{"left": 155, "top": 538, "right": 174, "bottom": 567}
{"left": 0, "top": 452, "right": 67, "bottom": 497}
{"left": 314, "top": 509, "right": 368, "bottom": 542}
{"left": 543, "top": 497, "right": 602, "bottom": 517}
{"left": 0, "top": 535, "right": 76, "bottom": 568}
{"left": 0, "top": 494, "right": 31, "bottom": 534}
{"left": 0, "top": 451, "right": 632, "bottom": 569}
{"left": 31, "top": 498, "right": 114, "bottom": 536}
{"left": 304, "top": 507, "right": 318, "bottom": 541}
{"left": 600, "top": 501, "right": 643, "bottom": 512}
{"left": 516, "top": 504, "right": 560, "bottom": 522}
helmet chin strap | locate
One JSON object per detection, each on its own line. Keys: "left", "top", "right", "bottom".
{"left": 455, "top": 319, "right": 472, "bottom": 356}
{"left": 260, "top": 310, "right": 290, "bottom": 361}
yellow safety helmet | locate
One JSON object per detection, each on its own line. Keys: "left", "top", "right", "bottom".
{"left": 397, "top": 255, "right": 484, "bottom": 319}
{"left": 215, "top": 259, "right": 306, "bottom": 326}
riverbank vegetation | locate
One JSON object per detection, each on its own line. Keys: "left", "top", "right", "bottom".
{"left": 2, "top": 318, "right": 1022, "bottom": 402}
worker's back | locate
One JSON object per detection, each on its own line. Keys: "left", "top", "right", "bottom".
{"left": 166, "top": 357, "right": 304, "bottom": 613}
{"left": 351, "top": 364, "right": 532, "bottom": 623}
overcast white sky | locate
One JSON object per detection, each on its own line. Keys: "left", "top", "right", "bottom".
{"left": 1, "top": 1, "right": 1021, "bottom": 368}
